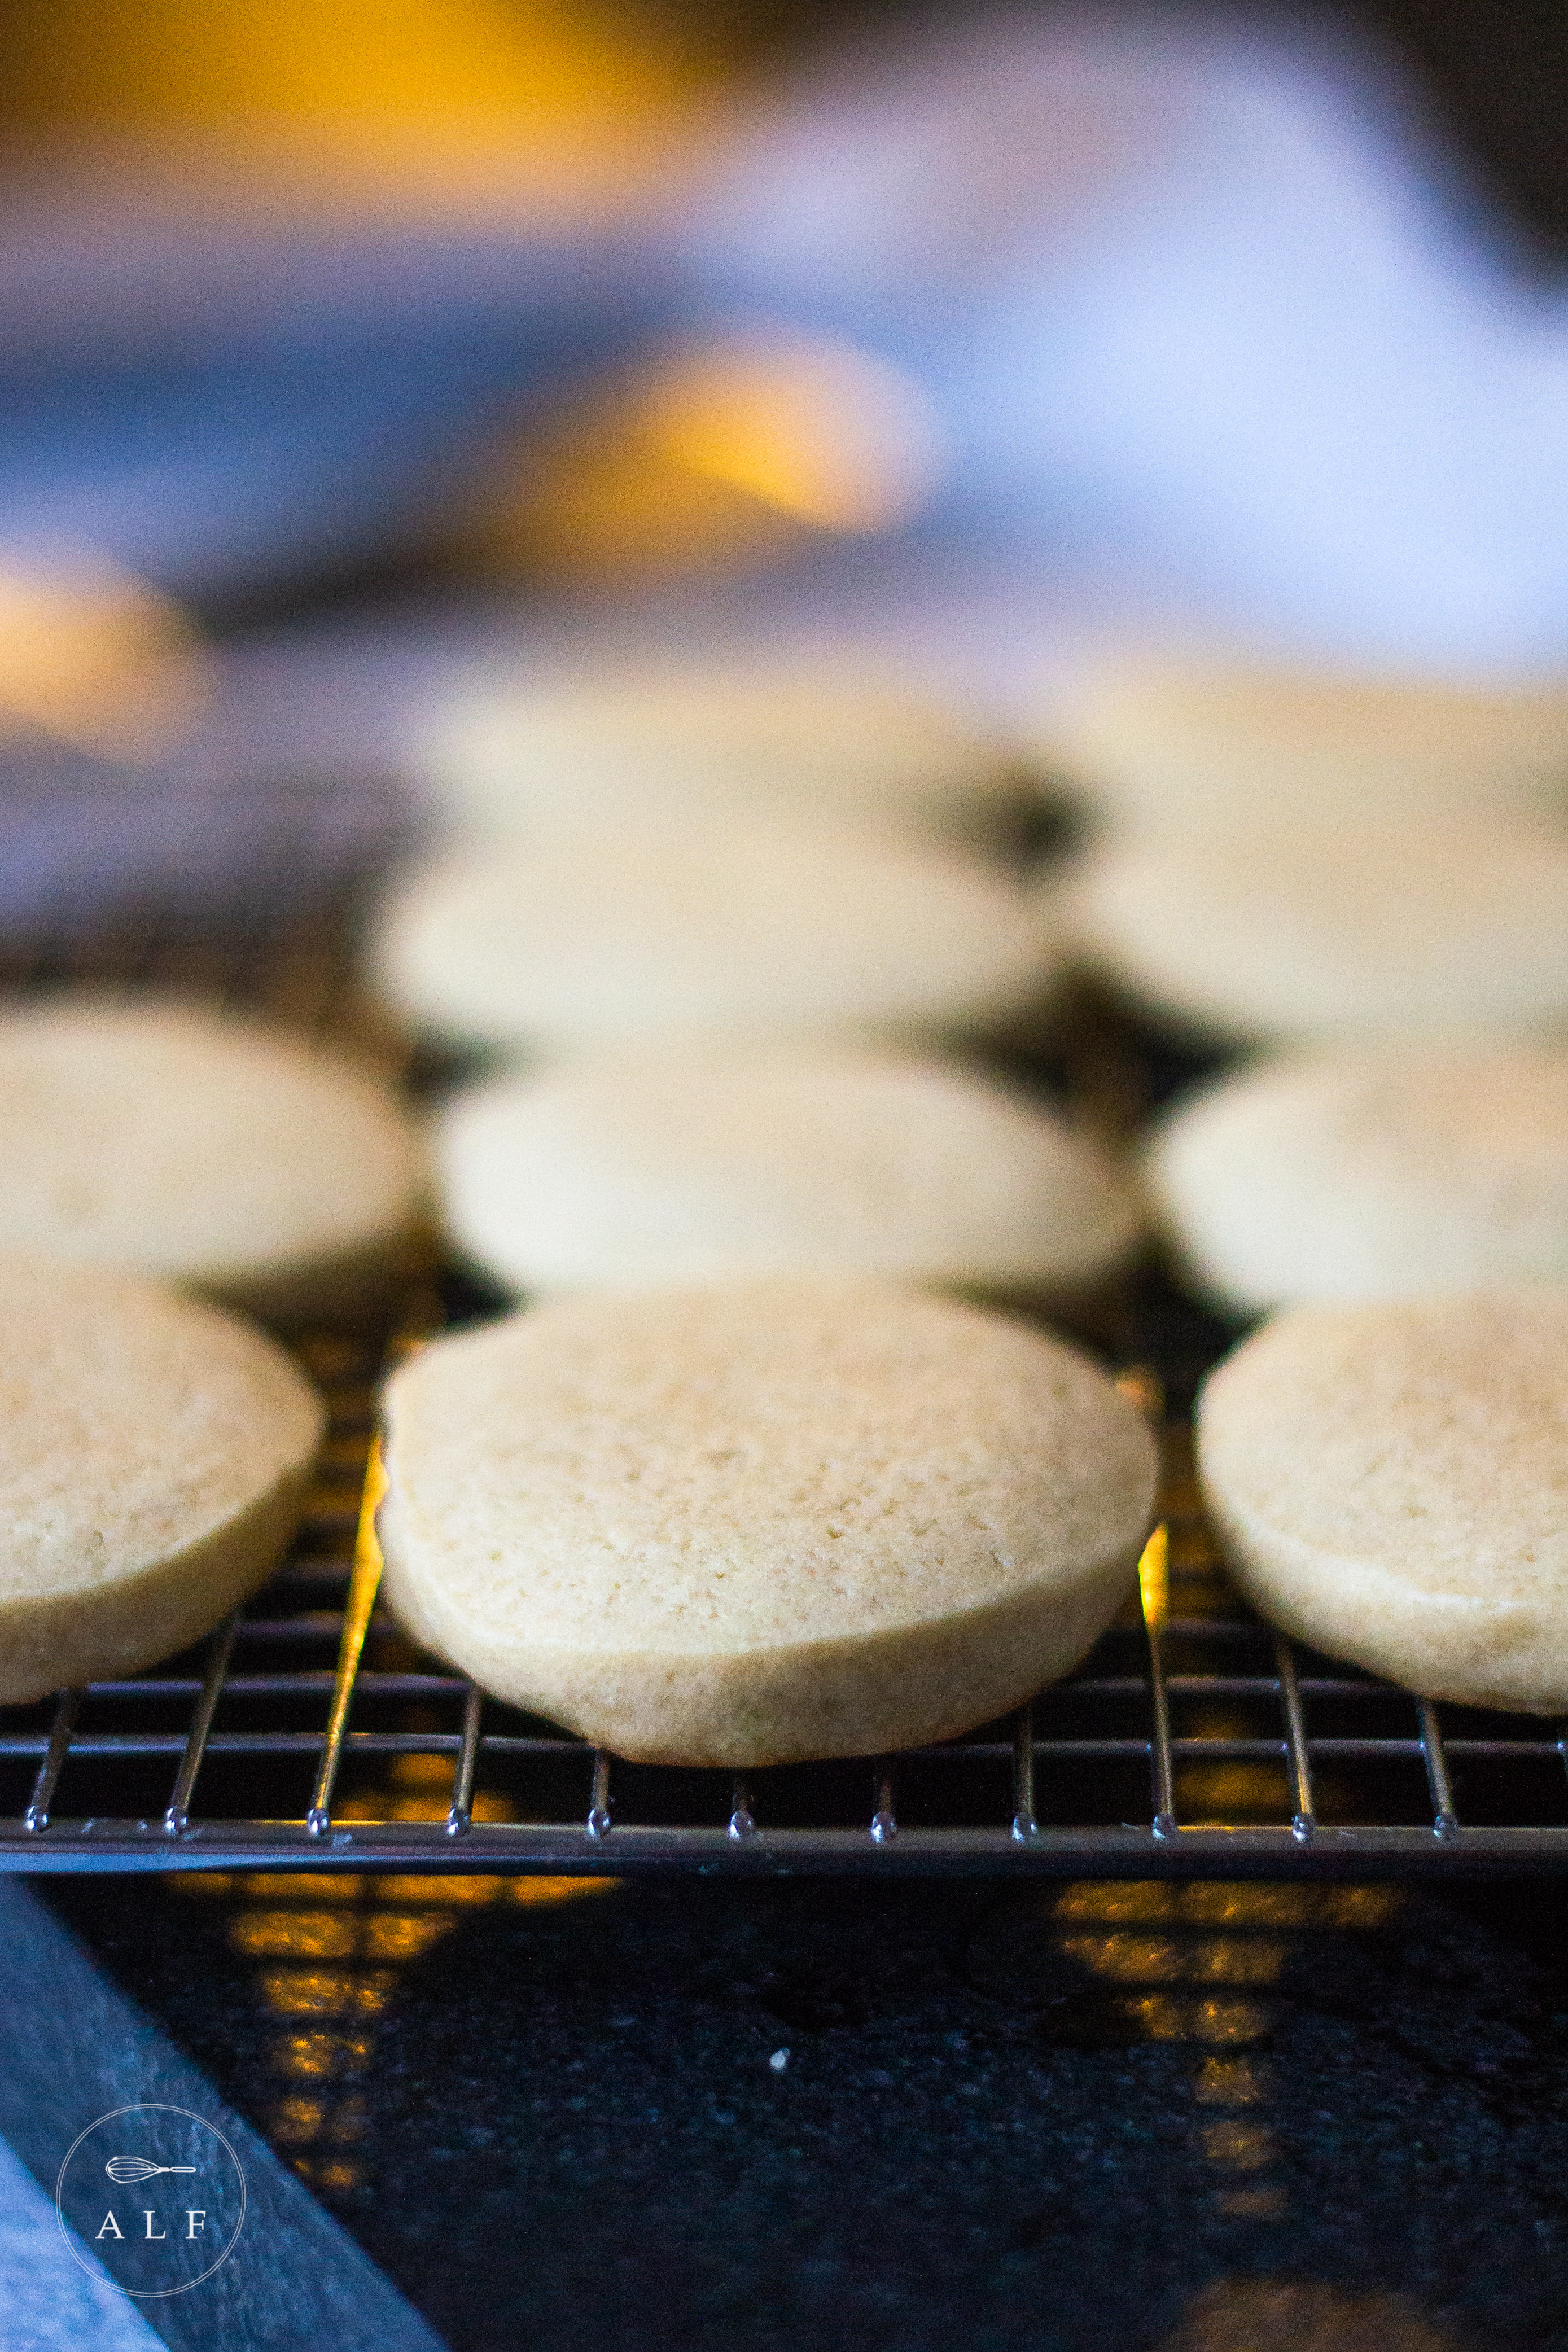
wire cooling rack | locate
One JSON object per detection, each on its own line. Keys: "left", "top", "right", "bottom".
{"left": 2, "top": 838, "right": 1567, "bottom": 1878}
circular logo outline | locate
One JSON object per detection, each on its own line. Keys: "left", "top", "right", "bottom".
{"left": 55, "top": 2102, "right": 247, "bottom": 2298}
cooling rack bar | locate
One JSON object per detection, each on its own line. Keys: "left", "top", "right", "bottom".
{"left": 71, "top": 1672, "right": 467, "bottom": 1700}
{"left": 1011, "top": 1702, "right": 1037, "bottom": 1841}
{"left": 23, "top": 1689, "right": 81, "bottom": 1833}
{"left": 446, "top": 1681, "right": 485, "bottom": 1836}
{"left": 163, "top": 1609, "right": 239, "bottom": 1834}
{"left": 306, "top": 1438, "right": 388, "bottom": 1837}
{"left": 6, "top": 1819, "right": 1568, "bottom": 1877}
{"left": 8, "top": 1730, "right": 1564, "bottom": 1766}
{"left": 1274, "top": 1634, "right": 1316, "bottom": 1842}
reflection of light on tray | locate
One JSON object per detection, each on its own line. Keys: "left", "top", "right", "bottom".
{"left": 179, "top": 1854, "right": 614, "bottom": 2192}
{"left": 1136, "top": 1521, "right": 1169, "bottom": 1632}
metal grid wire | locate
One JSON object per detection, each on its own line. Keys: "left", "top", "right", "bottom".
{"left": 3, "top": 821, "right": 1567, "bottom": 1877}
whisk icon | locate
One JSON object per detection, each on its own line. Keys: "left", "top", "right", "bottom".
{"left": 104, "top": 2156, "right": 198, "bottom": 2184}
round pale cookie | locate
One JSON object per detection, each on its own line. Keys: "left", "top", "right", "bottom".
{"left": 371, "top": 825, "right": 1057, "bottom": 1057}
{"left": 411, "top": 662, "right": 1018, "bottom": 846}
{"left": 0, "top": 1256, "right": 323, "bottom": 1704}
{"left": 1198, "top": 1293, "right": 1568, "bottom": 1714}
{"left": 0, "top": 998, "right": 426, "bottom": 1320}
{"left": 436, "top": 1050, "right": 1141, "bottom": 1299}
{"left": 1150, "top": 1042, "right": 1568, "bottom": 1315}
{"left": 1065, "top": 819, "right": 1568, "bottom": 1044}
{"left": 1039, "top": 655, "right": 1568, "bottom": 834}
{"left": 379, "top": 1280, "right": 1159, "bottom": 1766}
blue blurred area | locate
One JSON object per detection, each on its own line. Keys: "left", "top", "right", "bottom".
{"left": 3, "top": 12, "right": 1567, "bottom": 693}
{"left": 0, "top": 2135, "right": 162, "bottom": 2352}
{"left": 684, "top": 17, "right": 1568, "bottom": 666}
{"left": 0, "top": 218, "right": 681, "bottom": 597}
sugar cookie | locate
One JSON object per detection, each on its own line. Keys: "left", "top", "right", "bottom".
{"left": 0, "top": 1255, "right": 323, "bottom": 1704}
{"left": 435, "top": 1050, "right": 1141, "bottom": 1298}
{"left": 411, "top": 662, "right": 1018, "bottom": 845}
{"left": 1150, "top": 1043, "right": 1568, "bottom": 1315}
{"left": 379, "top": 1280, "right": 1158, "bottom": 1765}
{"left": 371, "top": 825, "right": 1057, "bottom": 1057}
{"left": 0, "top": 998, "right": 426, "bottom": 1320}
{"left": 1066, "top": 820, "right": 1568, "bottom": 1043}
{"left": 1198, "top": 1292, "right": 1568, "bottom": 1714}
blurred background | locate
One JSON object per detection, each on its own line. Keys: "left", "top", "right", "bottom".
{"left": 2, "top": 0, "right": 1567, "bottom": 927}
{"left": 6, "top": 29, "right": 1568, "bottom": 2346}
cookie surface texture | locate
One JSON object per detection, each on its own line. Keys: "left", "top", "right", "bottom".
{"left": 1197, "top": 1293, "right": 1568, "bottom": 1713}
{"left": 1067, "top": 821, "right": 1568, "bottom": 1043}
{"left": 0, "top": 998, "right": 425, "bottom": 1319}
{"left": 379, "top": 1280, "right": 1158, "bottom": 1765}
{"left": 370, "top": 825, "right": 1055, "bottom": 1056}
{"left": 1039, "top": 655, "right": 1568, "bottom": 834}
{"left": 414, "top": 662, "right": 1016, "bottom": 846}
{"left": 436, "top": 1050, "right": 1141, "bottom": 1298}
{"left": 1150, "top": 1043, "right": 1568, "bottom": 1315}
{"left": 0, "top": 1256, "right": 323, "bottom": 1704}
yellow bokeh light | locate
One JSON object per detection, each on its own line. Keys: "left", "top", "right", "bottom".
{"left": 0, "top": 1, "right": 727, "bottom": 224}
{"left": 489, "top": 327, "right": 948, "bottom": 581}
{"left": 278, "top": 2031, "right": 373, "bottom": 2078}
{"left": 258, "top": 1967, "right": 395, "bottom": 2016}
{"left": 1122, "top": 1994, "right": 1188, "bottom": 2040}
{"left": 1200, "top": 2119, "right": 1273, "bottom": 2171}
{"left": 1136, "top": 1522, "right": 1170, "bottom": 1631}
{"left": 230, "top": 1911, "right": 360, "bottom": 1960}
{"left": 508, "top": 1874, "right": 616, "bottom": 1906}
{"left": 0, "top": 557, "right": 208, "bottom": 757}
{"left": 1053, "top": 1882, "right": 1172, "bottom": 1924}
{"left": 1194, "top": 2057, "right": 1265, "bottom": 2105}
{"left": 1189, "top": 1998, "right": 1270, "bottom": 2045}
{"left": 308, "top": 2160, "right": 362, "bottom": 2193}
{"left": 361, "top": 1911, "right": 463, "bottom": 1961}
{"left": 271, "top": 2096, "right": 326, "bottom": 2143}
{"left": 642, "top": 331, "right": 948, "bottom": 535}
{"left": 1059, "top": 1933, "right": 1186, "bottom": 1983}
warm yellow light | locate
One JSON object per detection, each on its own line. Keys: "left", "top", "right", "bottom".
{"left": 1185, "top": 1938, "right": 1286, "bottom": 1987}
{"left": 1, "top": 0, "right": 688, "bottom": 124}
{"left": 278, "top": 2031, "right": 372, "bottom": 2078}
{"left": 1201, "top": 2119, "right": 1273, "bottom": 2171}
{"left": 271, "top": 2096, "right": 327, "bottom": 2143}
{"left": 1189, "top": 1998, "right": 1269, "bottom": 2045}
{"left": 1178, "top": 1760, "right": 1287, "bottom": 1820}
{"left": 0, "top": 555, "right": 208, "bottom": 756}
{"left": 1194, "top": 2056, "right": 1265, "bottom": 2105}
{"left": 257, "top": 1967, "right": 395, "bottom": 2016}
{"left": 310, "top": 2160, "right": 362, "bottom": 2193}
{"left": 0, "top": 0, "right": 728, "bottom": 225}
{"left": 1175, "top": 1885, "right": 1310, "bottom": 1926}
{"left": 1053, "top": 1882, "right": 1171, "bottom": 1923}
{"left": 1136, "top": 1522, "right": 1170, "bottom": 1632}
{"left": 507, "top": 1875, "right": 616, "bottom": 1907}
{"left": 643, "top": 332, "right": 948, "bottom": 534}
{"left": 492, "top": 327, "right": 949, "bottom": 581}
{"left": 1059, "top": 1933, "right": 1184, "bottom": 1983}
{"left": 1121, "top": 1993, "right": 1186, "bottom": 2040}
{"left": 230, "top": 1911, "right": 359, "bottom": 1960}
